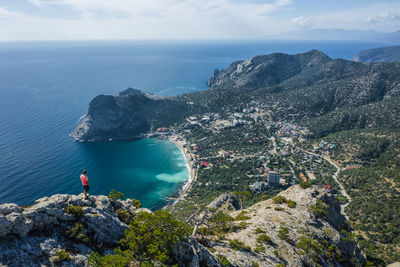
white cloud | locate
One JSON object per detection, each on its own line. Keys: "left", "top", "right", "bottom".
{"left": 0, "top": 0, "right": 294, "bottom": 40}
{"left": 0, "top": 0, "right": 399, "bottom": 40}
{"left": 27, "top": 0, "right": 43, "bottom": 7}
{"left": 292, "top": 16, "right": 311, "bottom": 28}
{"left": 367, "top": 12, "right": 400, "bottom": 24}
{"left": 292, "top": 2, "right": 400, "bottom": 32}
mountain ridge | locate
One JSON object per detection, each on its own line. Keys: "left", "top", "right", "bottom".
{"left": 71, "top": 49, "right": 400, "bottom": 140}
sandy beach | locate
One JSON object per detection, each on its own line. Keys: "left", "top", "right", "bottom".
{"left": 168, "top": 135, "right": 197, "bottom": 199}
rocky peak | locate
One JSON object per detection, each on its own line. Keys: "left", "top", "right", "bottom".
{"left": 118, "top": 87, "right": 143, "bottom": 96}
{"left": 207, "top": 49, "right": 332, "bottom": 90}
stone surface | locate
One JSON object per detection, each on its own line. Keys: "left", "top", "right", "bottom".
{"left": 207, "top": 193, "right": 240, "bottom": 211}
{"left": 0, "top": 185, "right": 365, "bottom": 266}
{"left": 0, "top": 194, "right": 138, "bottom": 266}
{"left": 207, "top": 185, "right": 364, "bottom": 266}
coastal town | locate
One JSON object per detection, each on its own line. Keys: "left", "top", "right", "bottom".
{"left": 146, "top": 102, "right": 342, "bottom": 206}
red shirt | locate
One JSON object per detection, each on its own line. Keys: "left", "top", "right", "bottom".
{"left": 80, "top": 174, "right": 89, "bottom": 186}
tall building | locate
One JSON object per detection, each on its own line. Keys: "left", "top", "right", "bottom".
{"left": 267, "top": 171, "right": 280, "bottom": 185}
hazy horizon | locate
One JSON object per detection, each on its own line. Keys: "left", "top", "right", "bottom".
{"left": 0, "top": 0, "right": 399, "bottom": 41}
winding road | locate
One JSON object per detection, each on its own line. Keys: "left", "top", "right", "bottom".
{"left": 303, "top": 150, "right": 352, "bottom": 220}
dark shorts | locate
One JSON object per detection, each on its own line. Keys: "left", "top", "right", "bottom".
{"left": 83, "top": 185, "right": 89, "bottom": 192}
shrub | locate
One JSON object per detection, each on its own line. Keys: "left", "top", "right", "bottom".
{"left": 235, "top": 211, "right": 251, "bottom": 221}
{"left": 299, "top": 181, "right": 312, "bottom": 189}
{"left": 108, "top": 189, "right": 124, "bottom": 200}
{"left": 51, "top": 249, "right": 72, "bottom": 263}
{"left": 209, "top": 211, "right": 234, "bottom": 233}
{"left": 254, "top": 246, "right": 266, "bottom": 253}
{"left": 229, "top": 239, "right": 251, "bottom": 251}
{"left": 217, "top": 254, "right": 231, "bottom": 267}
{"left": 272, "top": 195, "right": 287, "bottom": 204}
{"left": 87, "top": 252, "right": 101, "bottom": 267}
{"left": 296, "top": 235, "right": 323, "bottom": 263}
{"left": 87, "top": 249, "right": 131, "bottom": 267}
{"left": 286, "top": 200, "right": 297, "bottom": 208}
{"left": 233, "top": 221, "right": 248, "bottom": 231}
{"left": 278, "top": 226, "right": 290, "bottom": 243}
{"left": 275, "top": 207, "right": 285, "bottom": 211}
{"left": 261, "top": 194, "right": 269, "bottom": 201}
{"left": 252, "top": 261, "right": 260, "bottom": 267}
{"left": 94, "top": 214, "right": 99, "bottom": 219}
{"left": 65, "top": 205, "right": 83, "bottom": 219}
{"left": 65, "top": 222, "right": 90, "bottom": 244}
{"left": 273, "top": 249, "right": 279, "bottom": 257}
{"left": 130, "top": 198, "right": 142, "bottom": 208}
{"left": 257, "top": 234, "right": 272, "bottom": 245}
{"left": 310, "top": 200, "right": 329, "bottom": 219}
{"left": 118, "top": 211, "right": 191, "bottom": 265}
{"left": 255, "top": 228, "right": 266, "bottom": 234}
{"left": 116, "top": 209, "right": 133, "bottom": 224}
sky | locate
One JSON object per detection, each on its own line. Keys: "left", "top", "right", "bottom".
{"left": 0, "top": 0, "right": 399, "bottom": 40}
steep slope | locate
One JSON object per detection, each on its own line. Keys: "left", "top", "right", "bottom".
{"left": 187, "top": 185, "right": 364, "bottom": 266}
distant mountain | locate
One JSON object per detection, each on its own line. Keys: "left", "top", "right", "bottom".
{"left": 370, "top": 30, "right": 400, "bottom": 43}
{"left": 354, "top": 45, "right": 400, "bottom": 62}
{"left": 267, "top": 28, "right": 400, "bottom": 43}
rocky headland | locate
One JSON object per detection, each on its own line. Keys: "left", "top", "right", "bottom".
{"left": 354, "top": 46, "right": 400, "bottom": 63}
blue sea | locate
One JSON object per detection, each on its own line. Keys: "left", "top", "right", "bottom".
{"left": 0, "top": 39, "right": 391, "bottom": 209}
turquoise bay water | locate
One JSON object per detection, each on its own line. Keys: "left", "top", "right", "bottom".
{"left": 0, "top": 39, "right": 391, "bottom": 208}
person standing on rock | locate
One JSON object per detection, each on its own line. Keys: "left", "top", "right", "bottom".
{"left": 80, "top": 170, "right": 89, "bottom": 199}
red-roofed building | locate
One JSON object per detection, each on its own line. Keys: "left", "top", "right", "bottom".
{"left": 157, "top": 127, "right": 169, "bottom": 132}
{"left": 299, "top": 172, "right": 307, "bottom": 182}
{"left": 200, "top": 161, "right": 210, "bottom": 167}
{"left": 324, "top": 184, "right": 332, "bottom": 191}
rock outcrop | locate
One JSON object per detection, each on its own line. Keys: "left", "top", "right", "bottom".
{"left": 207, "top": 193, "right": 240, "bottom": 211}
{"left": 0, "top": 194, "right": 148, "bottom": 266}
{"left": 0, "top": 186, "right": 365, "bottom": 266}
{"left": 203, "top": 185, "right": 364, "bottom": 266}
{"left": 0, "top": 194, "right": 219, "bottom": 267}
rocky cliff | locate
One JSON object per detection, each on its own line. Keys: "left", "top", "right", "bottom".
{"left": 71, "top": 88, "right": 192, "bottom": 141}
